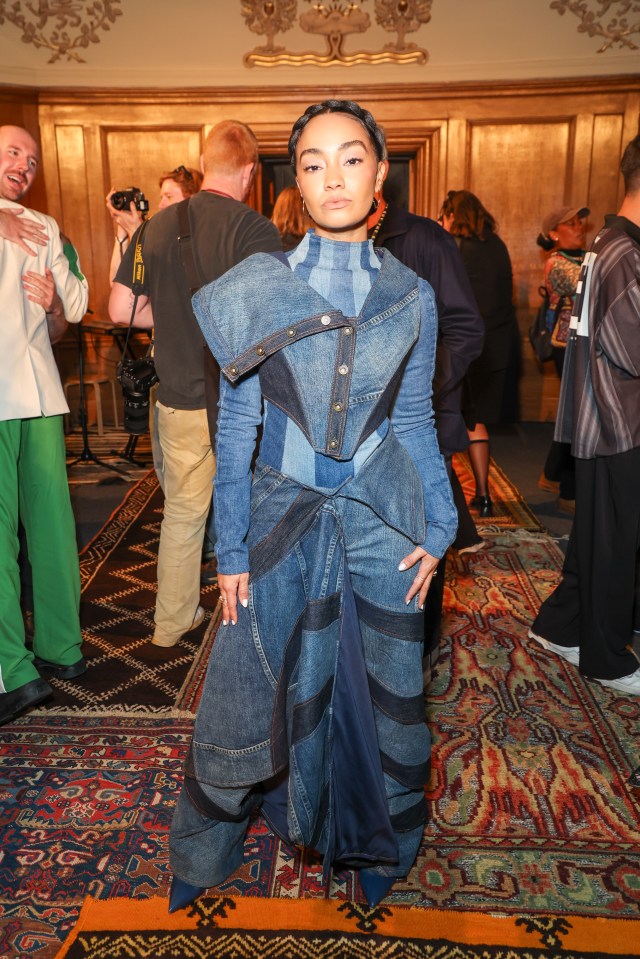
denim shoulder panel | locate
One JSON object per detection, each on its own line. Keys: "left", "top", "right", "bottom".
{"left": 193, "top": 254, "right": 344, "bottom": 380}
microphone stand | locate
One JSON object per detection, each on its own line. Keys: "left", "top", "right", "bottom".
{"left": 66, "top": 315, "right": 126, "bottom": 476}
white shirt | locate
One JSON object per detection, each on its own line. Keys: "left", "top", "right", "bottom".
{"left": 0, "top": 198, "right": 88, "bottom": 421}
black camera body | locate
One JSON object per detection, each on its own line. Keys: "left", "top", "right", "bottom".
{"left": 111, "top": 187, "right": 149, "bottom": 214}
{"left": 116, "top": 356, "right": 159, "bottom": 435}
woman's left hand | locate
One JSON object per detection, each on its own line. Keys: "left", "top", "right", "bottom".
{"left": 399, "top": 547, "right": 440, "bottom": 609}
{"left": 218, "top": 572, "right": 250, "bottom": 626}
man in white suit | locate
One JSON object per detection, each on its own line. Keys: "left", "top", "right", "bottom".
{"left": 0, "top": 125, "right": 88, "bottom": 725}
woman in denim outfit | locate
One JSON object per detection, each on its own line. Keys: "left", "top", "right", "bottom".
{"left": 169, "top": 101, "right": 457, "bottom": 911}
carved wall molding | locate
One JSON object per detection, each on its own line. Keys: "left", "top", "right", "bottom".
{"left": 0, "top": 0, "right": 122, "bottom": 64}
{"left": 550, "top": 0, "right": 640, "bottom": 51}
{"left": 242, "top": 0, "right": 431, "bottom": 67}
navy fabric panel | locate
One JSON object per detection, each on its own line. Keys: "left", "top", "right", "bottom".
{"left": 368, "top": 673, "right": 426, "bottom": 724}
{"left": 260, "top": 769, "right": 290, "bottom": 844}
{"left": 259, "top": 401, "right": 288, "bottom": 472}
{"left": 249, "top": 489, "right": 325, "bottom": 579}
{"left": 292, "top": 677, "right": 333, "bottom": 743}
{"left": 380, "top": 749, "right": 430, "bottom": 789}
{"left": 329, "top": 564, "right": 398, "bottom": 869}
{"left": 355, "top": 591, "right": 424, "bottom": 640}
{"left": 303, "top": 592, "right": 341, "bottom": 633}
{"left": 390, "top": 795, "right": 428, "bottom": 833}
{"left": 270, "top": 613, "right": 304, "bottom": 771}
{"left": 260, "top": 353, "right": 311, "bottom": 447}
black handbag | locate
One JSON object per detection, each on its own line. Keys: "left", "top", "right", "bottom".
{"left": 528, "top": 285, "right": 553, "bottom": 362}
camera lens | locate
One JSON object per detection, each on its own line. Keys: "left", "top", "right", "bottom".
{"left": 122, "top": 390, "right": 151, "bottom": 435}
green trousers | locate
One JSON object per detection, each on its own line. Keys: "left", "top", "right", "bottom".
{"left": 0, "top": 415, "right": 81, "bottom": 693}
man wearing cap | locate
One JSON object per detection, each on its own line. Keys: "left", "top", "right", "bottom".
{"left": 529, "top": 135, "right": 640, "bottom": 695}
{"left": 536, "top": 205, "right": 590, "bottom": 513}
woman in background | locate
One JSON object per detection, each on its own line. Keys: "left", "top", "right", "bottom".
{"left": 271, "top": 183, "right": 309, "bottom": 250}
{"left": 536, "top": 206, "right": 589, "bottom": 514}
{"left": 440, "top": 190, "right": 520, "bottom": 517}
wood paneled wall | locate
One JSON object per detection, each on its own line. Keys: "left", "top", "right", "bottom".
{"left": 6, "top": 78, "right": 640, "bottom": 421}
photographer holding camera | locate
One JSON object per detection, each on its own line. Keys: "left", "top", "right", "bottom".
{"left": 106, "top": 166, "right": 203, "bottom": 284}
{"left": 109, "top": 120, "right": 280, "bottom": 649}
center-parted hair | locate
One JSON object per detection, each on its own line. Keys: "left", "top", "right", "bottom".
{"left": 271, "top": 185, "right": 308, "bottom": 242}
{"left": 441, "top": 189, "right": 497, "bottom": 239}
{"left": 202, "top": 120, "right": 259, "bottom": 177}
{"left": 288, "top": 100, "right": 386, "bottom": 172}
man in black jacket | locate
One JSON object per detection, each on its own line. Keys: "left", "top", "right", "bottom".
{"left": 370, "top": 193, "right": 484, "bottom": 669}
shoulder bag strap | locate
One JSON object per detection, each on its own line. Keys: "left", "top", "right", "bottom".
{"left": 176, "top": 197, "right": 206, "bottom": 296}
{"left": 121, "top": 219, "right": 151, "bottom": 360}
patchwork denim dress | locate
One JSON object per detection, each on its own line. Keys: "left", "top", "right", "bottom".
{"left": 169, "top": 234, "right": 457, "bottom": 888}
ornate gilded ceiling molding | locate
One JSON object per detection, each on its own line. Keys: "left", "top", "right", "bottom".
{"left": 550, "top": 0, "right": 640, "bottom": 51}
{"left": 0, "top": 0, "right": 122, "bottom": 64}
{"left": 242, "top": 0, "right": 431, "bottom": 67}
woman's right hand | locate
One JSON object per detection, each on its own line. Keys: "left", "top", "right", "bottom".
{"left": 218, "top": 572, "right": 250, "bottom": 626}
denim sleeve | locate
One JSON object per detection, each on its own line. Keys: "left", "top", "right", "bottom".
{"left": 213, "top": 369, "right": 263, "bottom": 574}
{"left": 390, "top": 279, "right": 457, "bottom": 558}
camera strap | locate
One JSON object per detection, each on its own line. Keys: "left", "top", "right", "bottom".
{"left": 176, "top": 197, "right": 205, "bottom": 295}
{"left": 121, "top": 219, "right": 151, "bottom": 361}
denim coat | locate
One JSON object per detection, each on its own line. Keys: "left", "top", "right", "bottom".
{"left": 170, "top": 248, "right": 456, "bottom": 886}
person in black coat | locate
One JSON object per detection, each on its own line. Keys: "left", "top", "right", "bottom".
{"left": 369, "top": 194, "right": 485, "bottom": 666}
{"left": 440, "top": 190, "right": 520, "bottom": 517}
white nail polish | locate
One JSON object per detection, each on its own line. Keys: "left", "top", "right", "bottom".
{"left": 241, "top": 599, "right": 248, "bottom": 608}
{"left": 398, "top": 562, "right": 407, "bottom": 570}
{"left": 222, "top": 620, "right": 227, "bottom": 627}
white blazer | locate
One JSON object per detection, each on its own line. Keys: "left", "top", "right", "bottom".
{"left": 0, "top": 198, "right": 88, "bottom": 422}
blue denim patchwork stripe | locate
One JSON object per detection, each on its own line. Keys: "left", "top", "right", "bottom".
{"left": 380, "top": 750, "right": 430, "bottom": 789}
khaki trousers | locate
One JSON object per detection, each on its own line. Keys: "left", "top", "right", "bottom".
{"left": 154, "top": 403, "right": 215, "bottom": 645}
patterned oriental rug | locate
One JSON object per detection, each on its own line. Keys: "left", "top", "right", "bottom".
{"left": 1, "top": 472, "right": 639, "bottom": 958}
{"left": 36, "top": 470, "right": 220, "bottom": 717}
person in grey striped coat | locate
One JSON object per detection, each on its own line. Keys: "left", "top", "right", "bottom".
{"left": 528, "top": 133, "right": 640, "bottom": 696}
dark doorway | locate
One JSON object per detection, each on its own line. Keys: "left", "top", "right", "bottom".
{"left": 260, "top": 154, "right": 413, "bottom": 219}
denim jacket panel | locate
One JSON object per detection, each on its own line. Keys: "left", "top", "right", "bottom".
{"left": 193, "top": 251, "right": 421, "bottom": 457}
{"left": 207, "top": 258, "right": 456, "bottom": 572}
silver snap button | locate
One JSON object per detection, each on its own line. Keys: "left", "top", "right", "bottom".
{"left": 287, "top": 328, "right": 296, "bottom": 337}
{"left": 343, "top": 327, "right": 352, "bottom": 336}
{"left": 230, "top": 366, "right": 238, "bottom": 375}
{"left": 321, "top": 315, "right": 331, "bottom": 326}
{"left": 256, "top": 347, "right": 265, "bottom": 356}
{"left": 329, "top": 439, "right": 338, "bottom": 449}
{"left": 338, "top": 365, "right": 348, "bottom": 375}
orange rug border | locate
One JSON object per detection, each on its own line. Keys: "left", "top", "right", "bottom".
{"left": 54, "top": 894, "right": 640, "bottom": 958}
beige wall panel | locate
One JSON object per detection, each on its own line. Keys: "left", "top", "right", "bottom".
{"left": 31, "top": 80, "right": 640, "bottom": 421}
{"left": 104, "top": 128, "right": 203, "bottom": 211}
{"left": 54, "top": 126, "right": 94, "bottom": 286}
{"left": 468, "top": 119, "right": 574, "bottom": 420}
{"left": 589, "top": 114, "right": 625, "bottom": 228}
